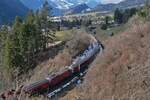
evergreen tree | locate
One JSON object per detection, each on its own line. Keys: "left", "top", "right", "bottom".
{"left": 39, "top": 1, "right": 52, "bottom": 50}
{"left": 3, "top": 36, "right": 14, "bottom": 72}
{"left": 122, "top": 8, "right": 137, "bottom": 23}
{"left": 0, "top": 26, "right": 9, "bottom": 46}
{"left": 114, "top": 8, "right": 123, "bottom": 24}
{"left": 105, "top": 16, "right": 111, "bottom": 25}
{"left": 23, "top": 11, "right": 37, "bottom": 68}
{"left": 144, "top": 0, "right": 149, "bottom": 18}
{"left": 138, "top": 0, "right": 150, "bottom": 18}
{"left": 12, "top": 16, "right": 25, "bottom": 70}
{"left": 13, "top": 16, "right": 23, "bottom": 33}
{"left": 34, "top": 10, "right": 43, "bottom": 52}
{"left": 2, "top": 16, "right": 24, "bottom": 73}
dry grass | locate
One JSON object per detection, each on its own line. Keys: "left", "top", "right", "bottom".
{"left": 61, "top": 20, "right": 150, "bottom": 100}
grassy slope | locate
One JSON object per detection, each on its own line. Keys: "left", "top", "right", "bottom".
{"left": 61, "top": 18, "right": 150, "bottom": 100}
{"left": 95, "top": 24, "right": 128, "bottom": 41}
{"left": 54, "top": 29, "right": 74, "bottom": 41}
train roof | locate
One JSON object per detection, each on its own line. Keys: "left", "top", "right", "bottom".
{"left": 23, "top": 79, "right": 49, "bottom": 92}
{"left": 46, "top": 67, "right": 70, "bottom": 80}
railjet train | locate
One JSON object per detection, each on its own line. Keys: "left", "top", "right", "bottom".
{"left": 23, "top": 40, "right": 102, "bottom": 96}
{"left": 1, "top": 36, "right": 103, "bottom": 99}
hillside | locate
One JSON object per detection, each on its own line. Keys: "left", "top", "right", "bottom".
{"left": 94, "top": 0, "right": 150, "bottom": 11}
{"left": 0, "top": 0, "right": 28, "bottom": 24}
{"left": 61, "top": 18, "right": 150, "bottom": 100}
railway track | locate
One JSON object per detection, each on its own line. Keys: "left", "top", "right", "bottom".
{"left": 0, "top": 35, "right": 104, "bottom": 99}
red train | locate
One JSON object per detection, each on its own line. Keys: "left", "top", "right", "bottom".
{"left": 0, "top": 39, "right": 102, "bottom": 99}
{"left": 23, "top": 41, "right": 101, "bottom": 95}
{"left": 23, "top": 67, "right": 81, "bottom": 95}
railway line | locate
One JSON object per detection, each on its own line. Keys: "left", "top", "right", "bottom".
{"left": 0, "top": 34, "right": 104, "bottom": 99}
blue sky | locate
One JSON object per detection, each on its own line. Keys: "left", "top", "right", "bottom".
{"left": 101, "top": 0, "right": 124, "bottom": 4}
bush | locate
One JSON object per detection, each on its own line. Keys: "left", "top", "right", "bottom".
{"left": 101, "top": 24, "right": 107, "bottom": 30}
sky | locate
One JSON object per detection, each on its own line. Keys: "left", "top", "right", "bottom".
{"left": 101, "top": 0, "right": 124, "bottom": 4}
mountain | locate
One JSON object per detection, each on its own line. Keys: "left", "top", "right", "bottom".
{"left": 61, "top": 16, "right": 150, "bottom": 100}
{"left": 66, "top": 0, "right": 100, "bottom": 8}
{"left": 20, "top": 0, "right": 100, "bottom": 10}
{"left": 20, "top": 0, "right": 64, "bottom": 16}
{"left": 94, "top": 0, "right": 150, "bottom": 12}
{"left": 94, "top": 3, "right": 116, "bottom": 12}
{"left": 86, "top": 0, "right": 100, "bottom": 8}
{"left": 20, "top": 0, "right": 100, "bottom": 16}
{"left": 0, "top": 0, "right": 28, "bottom": 24}
{"left": 20, "top": 0, "right": 43, "bottom": 10}
{"left": 116, "top": 0, "right": 149, "bottom": 8}
{"left": 65, "top": 4, "right": 90, "bottom": 14}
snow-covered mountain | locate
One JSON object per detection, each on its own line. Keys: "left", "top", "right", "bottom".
{"left": 50, "top": 0, "right": 74, "bottom": 9}
{"left": 20, "top": 0, "right": 100, "bottom": 16}
{"left": 65, "top": 3, "right": 90, "bottom": 14}
{"left": 66, "top": 0, "right": 100, "bottom": 8}
{"left": 20, "top": 0, "right": 100, "bottom": 10}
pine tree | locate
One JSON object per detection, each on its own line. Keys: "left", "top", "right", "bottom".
{"left": 12, "top": 17, "right": 25, "bottom": 69}
{"left": 39, "top": 0, "right": 52, "bottom": 50}
{"left": 144, "top": 0, "right": 149, "bottom": 18}
{"left": 0, "top": 26, "right": 9, "bottom": 47}
{"left": 22, "top": 11, "right": 37, "bottom": 68}
{"left": 105, "top": 16, "right": 111, "bottom": 25}
{"left": 114, "top": 8, "right": 123, "bottom": 24}
{"left": 13, "top": 16, "right": 23, "bottom": 34}
{"left": 3, "top": 36, "right": 14, "bottom": 72}
{"left": 34, "top": 10, "right": 43, "bottom": 51}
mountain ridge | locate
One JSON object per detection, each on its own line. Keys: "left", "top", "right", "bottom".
{"left": 20, "top": 0, "right": 100, "bottom": 16}
{"left": 65, "top": 4, "right": 90, "bottom": 15}
{"left": 0, "top": 0, "right": 28, "bottom": 24}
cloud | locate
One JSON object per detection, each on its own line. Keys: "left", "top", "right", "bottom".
{"left": 101, "top": 0, "right": 124, "bottom": 4}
